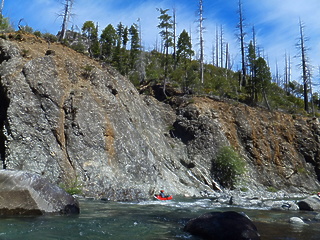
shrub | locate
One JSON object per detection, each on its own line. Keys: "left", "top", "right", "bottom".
{"left": 70, "top": 42, "right": 86, "bottom": 53}
{"left": 213, "top": 146, "right": 246, "bottom": 188}
{"left": 59, "top": 177, "right": 82, "bottom": 195}
{"left": 21, "top": 49, "right": 30, "bottom": 57}
{"left": 42, "top": 33, "right": 58, "bottom": 43}
{"left": 82, "top": 65, "right": 94, "bottom": 77}
{"left": 266, "top": 186, "right": 278, "bottom": 193}
{"left": 33, "top": 31, "right": 42, "bottom": 38}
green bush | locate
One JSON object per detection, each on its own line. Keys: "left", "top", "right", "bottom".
{"left": 214, "top": 146, "right": 246, "bottom": 188}
{"left": 82, "top": 64, "right": 94, "bottom": 79}
{"left": 70, "top": 42, "right": 86, "bottom": 53}
{"left": 59, "top": 177, "right": 82, "bottom": 195}
{"left": 42, "top": 33, "right": 58, "bottom": 43}
{"left": 266, "top": 186, "right": 278, "bottom": 193}
{"left": 33, "top": 31, "right": 42, "bottom": 38}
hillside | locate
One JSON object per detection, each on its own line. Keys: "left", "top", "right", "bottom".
{"left": 0, "top": 33, "right": 319, "bottom": 200}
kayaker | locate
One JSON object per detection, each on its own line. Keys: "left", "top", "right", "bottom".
{"left": 159, "top": 190, "right": 165, "bottom": 198}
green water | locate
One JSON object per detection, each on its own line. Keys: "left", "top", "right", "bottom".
{"left": 0, "top": 198, "right": 319, "bottom": 239}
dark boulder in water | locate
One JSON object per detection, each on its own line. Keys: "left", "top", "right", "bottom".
{"left": 184, "top": 211, "right": 260, "bottom": 240}
{"left": 0, "top": 170, "right": 79, "bottom": 215}
{"left": 297, "top": 195, "right": 320, "bottom": 211}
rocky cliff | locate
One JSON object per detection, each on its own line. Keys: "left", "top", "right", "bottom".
{"left": 0, "top": 34, "right": 319, "bottom": 200}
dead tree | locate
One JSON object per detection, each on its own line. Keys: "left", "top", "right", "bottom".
{"left": 59, "top": 0, "right": 74, "bottom": 42}
{"left": 298, "top": 19, "right": 310, "bottom": 113}
{"left": 0, "top": 0, "right": 4, "bottom": 15}
{"left": 198, "top": 0, "right": 204, "bottom": 84}
{"left": 237, "top": 0, "right": 246, "bottom": 88}
{"left": 173, "top": 8, "right": 177, "bottom": 69}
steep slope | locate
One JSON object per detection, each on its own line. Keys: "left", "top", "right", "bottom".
{"left": 0, "top": 34, "right": 212, "bottom": 200}
{"left": 171, "top": 97, "right": 320, "bottom": 193}
{"left": 0, "top": 34, "right": 319, "bottom": 200}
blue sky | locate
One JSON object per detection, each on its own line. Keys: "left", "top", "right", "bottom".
{"left": 3, "top": 0, "right": 320, "bottom": 90}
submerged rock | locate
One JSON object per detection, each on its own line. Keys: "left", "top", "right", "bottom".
{"left": 0, "top": 170, "right": 79, "bottom": 215}
{"left": 184, "top": 211, "right": 260, "bottom": 240}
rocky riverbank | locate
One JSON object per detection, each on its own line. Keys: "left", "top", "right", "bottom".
{"left": 0, "top": 33, "right": 320, "bottom": 201}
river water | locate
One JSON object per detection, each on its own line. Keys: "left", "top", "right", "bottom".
{"left": 0, "top": 197, "right": 319, "bottom": 240}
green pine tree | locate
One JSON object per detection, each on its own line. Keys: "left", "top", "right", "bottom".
{"left": 157, "top": 8, "right": 174, "bottom": 95}
{"left": 82, "top": 21, "right": 100, "bottom": 58}
{"left": 100, "top": 24, "right": 117, "bottom": 63}
{"left": 0, "top": 14, "right": 12, "bottom": 32}
{"left": 129, "top": 24, "right": 140, "bottom": 70}
{"left": 176, "top": 29, "right": 194, "bottom": 92}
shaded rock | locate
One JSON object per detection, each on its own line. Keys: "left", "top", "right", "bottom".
{"left": 45, "top": 49, "right": 55, "bottom": 56}
{"left": 184, "top": 211, "right": 260, "bottom": 240}
{"left": 297, "top": 195, "right": 320, "bottom": 211}
{"left": 0, "top": 170, "right": 79, "bottom": 215}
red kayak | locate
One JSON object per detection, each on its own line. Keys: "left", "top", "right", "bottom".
{"left": 154, "top": 195, "right": 173, "bottom": 201}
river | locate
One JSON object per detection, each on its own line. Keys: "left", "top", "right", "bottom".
{"left": 0, "top": 197, "right": 319, "bottom": 239}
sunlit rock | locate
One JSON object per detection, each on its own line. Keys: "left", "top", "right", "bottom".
{"left": 289, "top": 217, "right": 307, "bottom": 225}
{"left": 0, "top": 170, "right": 79, "bottom": 215}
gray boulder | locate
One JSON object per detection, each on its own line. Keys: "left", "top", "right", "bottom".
{"left": 297, "top": 195, "right": 320, "bottom": 211}
{"left": 0, "top": 170, "right": 79, "bottom": 215}
{"left": 289, "top": 217, "right": 307, "bottom": 225}
{"left": 184, "top": 211, "right": 260, "bottom": 240}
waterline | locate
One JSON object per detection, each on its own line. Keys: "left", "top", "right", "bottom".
{"left": 0, "top": 198, "right": 319, "bottom": 239}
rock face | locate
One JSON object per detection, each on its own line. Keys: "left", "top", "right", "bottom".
{"left": 0, "top": 34, "right": 320, "bottom": 200}
{"left": 0, "top": 35, "right": 210, "bottom": 200}
{"left": 0, "top": 170, "right": 79, "bottom": 215}
{"left": 184, "top": 211, "right": 261, "bottom": 240}
{"left": 297, "top": 195, "right": 320, "bottom": 211}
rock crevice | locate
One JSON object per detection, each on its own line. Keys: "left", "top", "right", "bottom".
{"left": 0, "top": 81, "right": 9, "bottom": 169}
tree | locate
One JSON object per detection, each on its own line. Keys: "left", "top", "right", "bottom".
{"left": 255, "top": 57, "right": 272, "bottom": 108}
{"left": 198, "top": 0, "right": 205, "bottom": 84}
{"left": 113, "top": 22, "right": 128, "bottom": 74}
{"left": 100, "top": 24, "right": 117, "bottom": 63}
{"left": 237, "top": 0, "right": 247, "bottom": 88}
{"left": 288, "top": 80, "right": 304, "bottom": 98}
{"left": 157, "top": 8, "right": 174, "bottom": 95}
{"left": 59, "top": 0, "right": 74, "bottom": 42}
{"left": 284, "top": 52, "right": 291, "bottom": 94}
{"left": 176, "top": 29, "right": 194, "bottom": 92}
{"left": 215, "top": 25, "right": 219, "bottom": 67}
{"left": 247, "top": 40, "right": 256, "bottom": 102}
{"left": 129, "top": 24, "right": 140, "bottom": 67}
{"left": 220, "top": 25, "right": 224, "bottom": 68}
{"left": 297, "top": 19, "right": 310, "bottom": 113}
{"left": 0, "top": 0, "right": 4, "bottom": 16}
{"left": 82, "top": 21, "right": 100, "bottom": 58}
{"left": 173, "top": 8, "right": 177, "bottom": 69}
{"left": 177, "top": 30, "right": 194, "bottom": 63}
{"left": 0, "top": 14, "right": 12, "bottom": 32}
